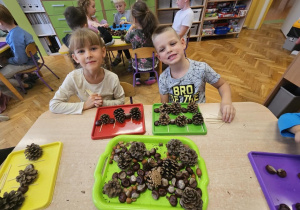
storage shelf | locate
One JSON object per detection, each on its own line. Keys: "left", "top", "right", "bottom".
{"left": 23, "top": 10, "right": 45, "bottom": 13}
{"left": 208, "top": 0, "right": 237, "bottom": 2}
{"left": 157, "top": 5, "right": 204, "bottom": 11}
{"left": 204, "top": 16, "right": 245, "bottom": 21}
{"left": 201, "top": 32, "right": 239, "bottom": 37}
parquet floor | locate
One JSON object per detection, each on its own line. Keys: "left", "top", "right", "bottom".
{"left": 0, "top": 23, "right": 295, "bottom": 149}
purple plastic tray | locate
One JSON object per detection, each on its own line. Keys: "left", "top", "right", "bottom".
{"left": 248, "top": 151, "right": 300, "bottom": 210}
{"left": 0, "top": 42, "right": 7, "bottom": 48}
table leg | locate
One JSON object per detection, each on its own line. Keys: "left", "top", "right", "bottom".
{"left": 0, "top": 73, "right": 23, "bottom": 100}
{"left": 158, "top": 61, "right": 162, "bottom": 76}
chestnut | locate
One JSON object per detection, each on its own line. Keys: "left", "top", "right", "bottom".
{"left": 186, "top": 167, "right": 193, "bottom": 175}
{"left": 95, "top": 120, "right": 102, "bottom": 126}
{"left": 126, "top": 169, "right": 134, "bottom": 176}
{"left": 132, "top": 162, "right": 140, "bottom": 171}
{"left": 121, "top": 178, "right": 131, "bottom": 188}
{"left": 119, "top": 171, "right": 127, "bottom": 180}
{"left": 195, "top": 187, "right": 202, "bottom": 197}
{"left": 265, "top": 165, "right": 276, "bottom": 174}
{"left": 136, "top": 175, "right": 145, "bottom": 185}
{"left": 137, "top": 169, "right": 145, "bottom": 176}
{"left": 168, "top": 185, "right": 175, "bottom": 194}
{"left": 130, "top": 175, "right": 137, "bottom": 185}
{"left": 137, "top": 184, "right": 147, "bottom": 193}
{"left": 158, "top": 188, "right": 167, "bottom": 196}
{"left": 154, "top": 121, "right": 160, "bottom": 126}
{"left": 168, "top": 195, "right": 178, "bottom": 207}
{"left": 277, "top": 169, "right": 287, "bottom": 178}
{"left": 157, "top": 158, "right": 163, "bottom": 166}
{"left": 119, "top": 192, "right": 127, "bottom": 203}
{"left": 150, "top": 148, "right": 156, "bottom": 156}
{"left": 154, "top": 153, "right": 161, "bottom": 160}
{"left": 112, "top": 172, "right": 119, "bottom": 179}
{"left": 175, "top": 189, "right": 183, "bottom": 197}
{"left": 152, "top": 190, "right": 160, "bottom": 200}
{"left": 154, "top": 108, "right": 160, "bottom": 113}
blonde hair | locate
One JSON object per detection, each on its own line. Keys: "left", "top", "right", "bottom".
{"left": 69, "top": 28, "right": 104, "bottom": 53}
{"left": 113, "top": 0, "right": 125, "bottom": 4}
{"left": 152, "top": 25, "right": 180, "bottom": 42}
{"left": 0, "top": 4, "right": 15, "bottom": 25}
{"left": 77, "top": 0, "right": 93, "bottom": 15}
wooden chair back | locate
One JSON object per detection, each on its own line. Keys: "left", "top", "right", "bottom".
{"left": 132, "top": 47, "right": 156, "bottom": 59}
{"left": 25, "top": 43, "right": 37, "bottom": 57}
{"left": 120, "top": 82, "right": 135, "bottom": 104}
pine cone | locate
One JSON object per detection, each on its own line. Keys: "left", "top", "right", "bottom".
{"left": 100, "top": 114, "right": 110, "bottom": 124}
{"left": 145, "top": 168, "right": 162, "bottom": 188}
{"left": 117, "top": 152, "right": 132, "bottom": 170}
{"left": 159, "top": 103, "right": 171, "bottom": 114}
{"left": 166, "top": 139, "right": 184, "bottom": 156}
{"left": 24, "top": 143, "right": 42, "bottom": 161}
{"left": 129, "top": 142, "right": 146, "bottom": 161}
{"left": 170, "top": 102, "right": 182, "bottom": 115}
{"left": 179, "top": 147, "right": 198, "bottom": 167}
{"left": 187, "top": 101, "right": 199, "bottom": 113}
{"left": 103, "top": 178, "right": 123, "bottom": 198}
{"left": 159, "top": 112, "right": 170, "bottom": 125}
{"left": 16, "top": 164, "right": 38, "bottom": 187}
{"left": 180, "top": 187, "right": 203, "bottom": 210}
{"left": 192, "top": 113, "right": 204, "bottom": 125}
{"left": 130, "top": 107, "right": 142, "bottom": 120}
{"left": 161, "top": 158, "right": 179, "bottom": 180}
{"left": 175, "top": 115, "right": 188, "bottom": 127}
{"left": 0, "top": 190, "right": 25, "bottom": 210}
{"left": 113, "top": 108, "right": 126, "bottom": 123}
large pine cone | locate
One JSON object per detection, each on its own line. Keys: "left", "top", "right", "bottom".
{"left": 100, "top": 114, "right": 110, "bottom": 124}
{"left": 159, "top": 112, "right": 170, "bottom": 125}
{"left": 129, "top": 142, "right": 146, "bottom": 161}
{"left": 161, "top": 158, "right": 179, "bottom": 180}
{"left": 159, "top": 103, "right": 171, "bottom": 114}
{"left": 16, "top": 164, "right": 38, "bottom": 187}
{"left": 170, "top": 102, "right": 182, "bottom": 115}
{"left": 145, "top": 168, "right": 162, "bottom": 188}
{"left": 103, "top": 178, "right": 123, "bottom": 198}
{"left": 0, "top": 190, "right": 25, "bottom": 210}
{"left": 180, "top": 187, "right": 203, "bottom": 210}
{"left": 192, "top": 113, "right": 204, "bottom": 125}
{"left": 24, "top": 143, "right": 42, "bottom": 161}
{"left": 187, "top": 101, "right": 199, "bottom": 113}
{"left": 130, "top": 107, "right": 142, "bottom": 120}
{"left": 179, "top": 147, "right": 198, "bottom": 167}
{"left": 117, "top": 152, "right": 132, "bottom": 170}
{"left": 113, "top": 108, "right": 126, "bottom": 123}
{"left": 166, "top": 139, "right": 184, "bottom": 156}
{"left": 175, "top": 115, "right": 188, "bottom": 127}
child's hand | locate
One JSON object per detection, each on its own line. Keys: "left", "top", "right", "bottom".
{"left": 94, "top": 94, "right": 103, "bottom": 107}
{"left": 100, "top": 23, "right": 109, "bottom": 28}
{"left": 220, "top": 103, "right": 236, "bottom": 123}
{"left": 83, "top": 94, "right": 102, "bottom": 110}
{"left": 120, "top": 21, "right": 126, "bottom": 25}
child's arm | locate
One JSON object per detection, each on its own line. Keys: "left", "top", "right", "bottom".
{"left": 211, "top": 78, "right": 236, "bottom": 123}
{"left": 160, "top": 94, "right": 169, "bottom": 103}
{"left": 102, "top": 79, "right": 125, "bottom": 106}
{"left": 278, "top": 113, "right": 300, "bottom": 142}
{"left": 178, "top": 26, "right": 190, "bottom": 39}
{"left": 289, "top": 125, "right": 300, "bottom": 142}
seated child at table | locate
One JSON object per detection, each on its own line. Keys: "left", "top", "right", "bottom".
{"left": 278, "top": 113, "right": 300, "bottom": 143}
{"left": 49, "top": 28, "right": 125, "bottom": 115}
{"left": 124, "top": 1, "right": 158, "bottom": 85}
{"left": 0, "top": 4, "right": 38, "bottom": 90}
{"left": 152, "top": 26, "right": 236, "bottom": 123}
{"left": 111, "top": 0, "right": 132, "bottom": 71}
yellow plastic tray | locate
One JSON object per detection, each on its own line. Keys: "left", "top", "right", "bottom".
{"left": 0, "top": 142, "right": 63, "bottom": 210}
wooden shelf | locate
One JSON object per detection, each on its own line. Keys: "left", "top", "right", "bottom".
{"left": 208, "top": 0, "right": 237, "bottom": 2}
{"left": 157, "top": 5, "right": 204, "bottom": 11}
{"left": 201, "top": 32, "right": 239, "bottom": 37}
{"left": 204, "top": 16, "right": 245, "bottom": 21}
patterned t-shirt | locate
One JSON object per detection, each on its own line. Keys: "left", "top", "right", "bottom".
{"left": 125, "top": 29, "right": 158, "bottom": 71}
{"left": 159, "top": 59, "right": 220, "bottom": 103}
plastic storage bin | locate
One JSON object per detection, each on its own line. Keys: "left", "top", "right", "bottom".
{"left": 193, "top": 8, "right": 202, "bottom": 21}
{"left": 268, "top": 85, "right": 300, "bottom": 117}
{"left": 157, "top": 11, "right": 173, "bottom": 24}
{"left": 214, "top": 26, "right": 230, "bottom": 34}
{"left": 158, "top": 0, "right": 170, "bottom": 9}
{"left": 202, "top": 28, "right": 215, "bottom": 35}
{"left": 190, "top": 24, "right": 199, "bottom": 36}
{"left": 191, "top": 0, "right": 203, "bottom": 6}
{"left": 283, "top": 36, "right": 298, "bottom": 51}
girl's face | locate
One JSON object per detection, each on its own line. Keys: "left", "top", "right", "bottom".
{"left": 87, "top": 0, "right": 96, "bottom": 17}
{"left": 72, "top": 42, "right": 106, "bottom": 73}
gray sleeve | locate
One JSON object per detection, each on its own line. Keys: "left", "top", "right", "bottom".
{"left": 158, "top": 69, "right": 170, "bottom": 95}
{"left": 102, "top": 75, "right": 125, "bottom": 106}
{"left": 114, "top": 13, "right": 118, "bottom": 24}
{"left": 203, "top": 63, "right": 220, "bottom": 84}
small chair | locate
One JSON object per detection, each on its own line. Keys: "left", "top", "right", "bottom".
{"left": 120, "top": 82, "right": 135, "bottom": 104}
{"left": 132, "top": 47, "right": 159, "bottom": 87}
{"left": 184, "top": 30, "right": 191, "bottom": 57}
{"left": 15, "top": 43, "right": 60, "bottom": 93}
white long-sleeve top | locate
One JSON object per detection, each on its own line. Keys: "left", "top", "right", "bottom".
{"left": 49, "top": 68, "right": 125, "bottom": 114}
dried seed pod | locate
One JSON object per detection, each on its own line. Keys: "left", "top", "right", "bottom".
{"left": 180, "top": 187, "right": 203, "bottom": 210}
{"left": 119, "top": 171, "right": 127, "bottom": 180}
{"left": 277, "top": 169, "right": 287, "bottom": 178}
{"left": 109, "top": 118, "right": 115, "bottom": 124}
{"left": 130, "top": 107, "right": 142, "bottom": 120}
{"left": 24, "top": 143, "right": 43, "bottom": 161}
{"left": 186, "top": 167, "right": 193, "bottom": 175}
{"left": 150, "top": 148, "right": 156, "bottom": 156}
{"left": 195, "top": 187, "right": 202, "bottom": 197}
{"left": 295, "top": 203, "right": 300, "bottom": 210}
{"left": 154, "top": 153, "right": 161, "bottom": 160}
{"left": 157, "top": 159, "right": 163, "bottom": 166}
{"left": 129, "top": 142, "right": 146, "bottom": 161}
{"left": 196, "top": 168, "right": 202, "bottom": 177}
{"left": 100, "top": 114, "right": 110, "bottom": 124}
{"left": 126, "top": 169, "right": 134, "bottom": 176}
{"left": 181, "top": 107, "right": 188, "bottom": 113}
{"left": 171, "top": 178, "right": 177, "bottom": 187}
{"left": 170, "top": 119, "right": 176, "bottom": 125}
{"left": 131, "top": 191, "right": 140, "bottom": 199}
{"left": 103, "top": 179, "right": 123, "bottom": 198}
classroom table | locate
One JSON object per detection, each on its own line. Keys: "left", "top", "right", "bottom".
{"left": 5, "top": 102, "right": 300, "bottom": 209}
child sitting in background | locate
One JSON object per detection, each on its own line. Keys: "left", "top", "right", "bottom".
{"left": 111, "top": 0, "right": 132, "bottom": 71}
{"left": 0, "top": 4, "right": 38, "bottom": 90}
{"left": 278, "top": 113, "right": 300, "bottom": 142}
{"left": 172, "top": 0, "right": 194, "bottom": 40}
{"left": 124, "top": 1, "right": 158, "bottom": 85}
{"left": 78, "top": 0, "right": 108, "bottom": 33}
{"left": 49, "top": 28, "right": 124, "bottom": 115}
{"left": 152, "top": 26, "right": 235, "bottom": 123}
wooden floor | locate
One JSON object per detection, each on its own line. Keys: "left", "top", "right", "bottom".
{"left": 0, "top": 23, "right": 295, "bottom": 149}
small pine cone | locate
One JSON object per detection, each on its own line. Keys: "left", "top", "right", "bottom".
{"left": 175, "top": 115, "right": 187, "bottom": 127}
{"left": 145, "top": 168, "right": 162, "bottom": 188}
{"left": 117, "top": 152, "right": 132, "bottom": 170}
{"left": 179, "top": 147, "right": 198, "bottom": 167}
{"left": 0, "top": 190, "right": 25, "bottom": 210}
{"left": 100, "top": 114, "right": 110, "bottom": 124}
{"left": 114, "top": 108, "right": 126, "bottom": 123}
{"left": 192, "top": 113, "right": 204, "bottom": 125}
{"left": 130, "top": 107, "right": 142, "bottom": 120}
{"left": 166, "top": 139, "right": 184, "bottom": 156}
{"left": 159, "top": 103, "right": 171, "bottom": 114}
{"left": 103, "top": 178, "right": 123, "bottom": 198}
{"left": 187, "top": 101, "right": 199, "bottom": 113}
{"left": 170, "top": 102, "right": 182, "bottom": 115}
{"left": 159, "top": 112, "right": 170, "bottom": 125}
{"left": 161, "top": 158, "right": 179, "bottom": 180}
{"left": 180, "top": 187, "right": 203, "bottom": 210}
{"left": 24, "top": 143, "right": 43, "bottom": 161}
{"left": 16, "top": 164, "right": 38, "bottom": 187}
{"left": 129, "top": 142, "right": 146, "bottom": 161}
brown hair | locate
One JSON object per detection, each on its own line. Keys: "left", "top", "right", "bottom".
{"left": 0, "top": 4, "right": 15, "bottom": 25}
{"left": 64, "top": 6, "right": 87, "bottom": 31}
{"left": 69, "top": 28, "right": 104, "bottom": 53}
{"left": 131, "top": 1, "right": 158, "bottom": 40}
{"left": 77, "top": 0, "right": 93, "bottom": 15}
{"left": 152, "top": 25, "right": 179, "bottom": 42}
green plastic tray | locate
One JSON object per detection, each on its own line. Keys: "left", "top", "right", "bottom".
{"left": 152, "top": 103, "right": 207, "bottom": 135}
{"left": 93, "top": 135, "right": 209, "bottom": 210}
